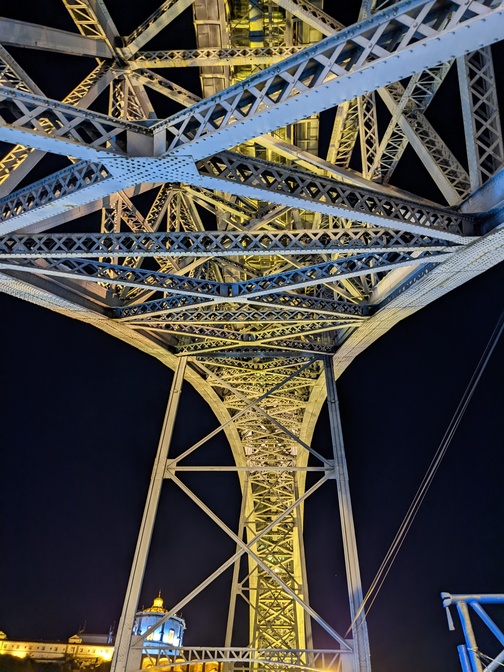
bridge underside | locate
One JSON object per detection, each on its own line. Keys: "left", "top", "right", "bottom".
{"left": 0, "top": 0, "right": 503, "bottom": 670}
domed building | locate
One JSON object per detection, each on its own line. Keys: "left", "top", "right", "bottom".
{"left": 134, "top": 593, "right": 185, "bottom": 659}
{"left": 0, "top": 594, "right": 185, "bottom": 668}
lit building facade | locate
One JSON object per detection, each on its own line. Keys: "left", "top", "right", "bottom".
{"left": 0, "top": 595, "right": 184, "bottom": 668}
{"left": 0, "top": 630, "right": 114, "bottom": 665}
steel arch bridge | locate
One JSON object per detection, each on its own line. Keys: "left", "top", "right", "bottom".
{"left": 0, "top": 0, "right": 503, "bottom": 671}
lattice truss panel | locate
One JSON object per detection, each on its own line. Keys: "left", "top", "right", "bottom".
{"left": 137, "top": 355, "right": 358, "bottom": 672}
{"left": 0, "top": 0, "right": 503, "bottom": 668}
{"left": 197, "top": 357, "right": 321, "bottom": 654}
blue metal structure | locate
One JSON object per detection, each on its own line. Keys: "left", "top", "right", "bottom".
{"left": 442, "top": 594, "right": 504, "bottom": 672}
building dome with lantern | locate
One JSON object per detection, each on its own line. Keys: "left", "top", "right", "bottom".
{"left": 134, "top": 593, "right": 185, "bottom": 655}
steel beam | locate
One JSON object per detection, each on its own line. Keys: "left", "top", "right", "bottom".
{"left": 0, "top": 150, "right": 475, "bottom": 238}
{"left": 0, "top": 61, "right": 115, "bottom": 197}
{"left": 157, "top": 0, "right": 504, "bottom": 160}
{"left": 0, "top": 86, "right": 147, "bottom": 159}
{"left": 115, "top": 292, "right": 368, "bottom": 320}
{"left": 0, "top": 229, "right": 459, "bottom": 259}
{"left": 62, "top": 0, "right": 118, "bottom": 46}
{"left": 378, "top": 85, "right": 471, "bottom": 204}
{"left": 0, "top": 18, "right": 112, "bottom": 57}
{"left": 111, "top": 357, "right": 187, "bottom": 672}
{"left": 324, "top": 356, "right": 371, "bottom": 672}
{"left": 257, "top": 0, "right": 478, "bottom": 198}
{"left": 458, "top": 47, "right": 504, "bottom": 190}
{"left": 195, "top": 153, "right": 474, "bottom": 239}
{"left": 130, "top": 45, "right": 307, "bottom": 68}
{"left": 121, "top": 0, "right": 197, "bottom": 57}
{"left": 0, "top": 249, "right": 452, "bottom": 300}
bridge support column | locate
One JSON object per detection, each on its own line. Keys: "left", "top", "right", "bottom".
{"left": 324, "top": 357, "right": 371, "bottom": 672}
{"left": 111, "top": 357, "right": 187, "bottom": 672}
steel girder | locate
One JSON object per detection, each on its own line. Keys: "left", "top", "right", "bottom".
{"left": 0, "top": 248, "right": 452, "bottom": 302}
{"left": 0, "top": 152, "right": 477, "bottom": 237}
{"left": 0, "top": 0, "right": 502, "bottom": 163}
{"left": 0, "top": 18, "right": 113, "bottom": 57}
{"left": 457, "top": 46, "right": 504, "bottom": 190}
{"left": 1, "top": 2, "right": 504, "bottom": 672}
{"left": 0, "top": 229, "right": 460, "bottom": 259}
{"left": 129, "top": 46, "right": 308, "bottom": 68}
{"left": 195, "top": 153, "right": 475, "bottom": 238}
{"left": 129, "top": 1, "right": 504, "bottom": 159}
{"left": 271, "top": 0, "right": 478, "bottom": 201}
{"left": 114, "top": 292, "right": 369, "bottom": 320}
{"left": 0, "top": 55, "right": 114, "bottom": 196}
{"left": 62, "top": 0, "right": 119, "bottom": 48}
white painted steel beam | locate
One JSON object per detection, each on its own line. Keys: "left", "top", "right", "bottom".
{"left": 267, "top": 0, "right": 480, "bottom": 199}
{"left": 62, "top": 0, "right": 118, "bottom": 49}
{"left": 157, "top": 0, "right": 504, "bottom": 161}
{"left": 378, "top": 84, "right": 471, "bottom": 204}
{"left": 121, "top": 0, "right": 198, "bottom": 57}
{"left": 112, "top": 358, "right": 187, "bottom": 672}
{"left": 458, "top": 47, "right": 504, "bottom": 189}
{"left": 132, "top": 68, "right": 432, "bottom": 203}
{"left": 0, "top": 18, "right": 112, "bottom": 57}
{"left": 0, "top": 150, "right": 475, "bottom": 238}
{"left": 0, "top": 62, "right": 115, "bottom": 197}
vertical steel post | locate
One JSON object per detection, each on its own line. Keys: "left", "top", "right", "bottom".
{"left": 111, "top": 358, "right": 187, "bottom": 672}
{"left": 457, "top": 645, "right": 473, "bottom": 672}
{"left": 224, "top": 476, "right": 249, "bottom": 648}
{"left": 324, "top": 356, "right": 371, "bottom": 672}
{"left": 456, "top": 602, "right": 483, "bottom": 672}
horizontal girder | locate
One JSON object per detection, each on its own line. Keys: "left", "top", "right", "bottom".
{"left": 0, "top": 248, "right": 451, "bottom": 299}
{"left": 141, "top": 320, "right": 352, "bottom": 348}
{"left": 177, "top": 336, "right": 332, "bottom": 357}
{"left": 115, "top": 292, "right": 369, "bottom": 320}
{"left": 195, "top": 153, "right": 475, "bottom": 239}
{"left": 0, "top": 229, "right": 460, "bottom": 259}
{"left": 127, "top": 646, "right": 349, "bottom": 669}
{"left": 121, "top": 307, "right": 365, "bottom": 326}
{"left": 0, "top": 152, "right": 476, "bottom": 238}
{"left": 130, "top": 46, "right": 308, "bottom": 69}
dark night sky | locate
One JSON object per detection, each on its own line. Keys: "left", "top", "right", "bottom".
{"left": 1, "top": 265, "right": 503, "bottom": 672}
{"left": 0, "top": 2, "right": 504, "bottom": 671}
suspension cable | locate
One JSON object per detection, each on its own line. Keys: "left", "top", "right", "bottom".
{"left": 478, "top": 651, "right": 504, "bottom": 668}
{"left": 347, "top": 310, "right": 504, "bottom": 634}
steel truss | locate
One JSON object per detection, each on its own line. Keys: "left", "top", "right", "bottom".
{"left": 1, "top": 1, "right": 504, "bottom": 672}
{"left": 113, "top": 357, "right": 366, "bottom": 672}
